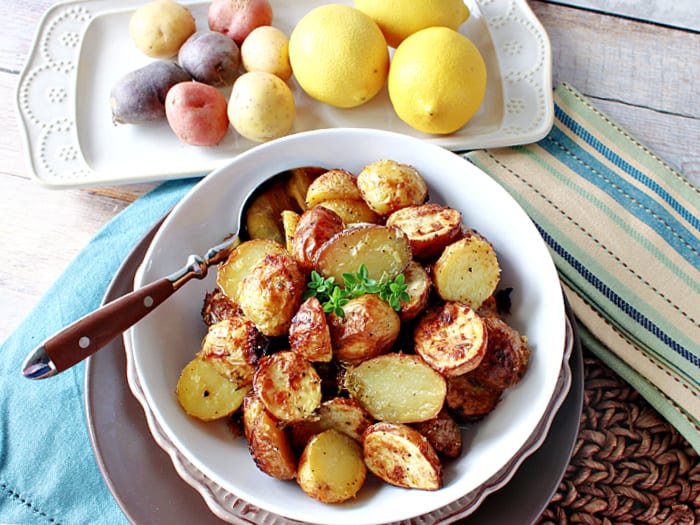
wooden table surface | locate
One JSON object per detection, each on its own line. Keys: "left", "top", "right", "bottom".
{"left": 1, "top": 0, "right": 699, "bottom": 522}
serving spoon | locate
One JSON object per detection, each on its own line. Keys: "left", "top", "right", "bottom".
{"left": 22, "top": 167, "right": 318, "bottom": 380}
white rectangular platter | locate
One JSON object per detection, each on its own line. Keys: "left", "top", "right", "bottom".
{"left": 16, "top": 0, "right": 553, "bottom": 188}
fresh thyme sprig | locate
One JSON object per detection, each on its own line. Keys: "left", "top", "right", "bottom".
{"left": 303, "top": 264, "right": 410, "bottom": 317}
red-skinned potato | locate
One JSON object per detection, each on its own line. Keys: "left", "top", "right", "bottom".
{"left": 208, "top": 0, "right": 273, "bottom": 46}
{"left": 165, "top": 82, "right": 229, "bottom": 146}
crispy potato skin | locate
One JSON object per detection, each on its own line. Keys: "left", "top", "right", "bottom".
{"left": 243, "top": 393, "right": 297, "bottom": 480}
{"left": 328, "top": 294, "right": 400, "bottom": 363}
{"left": 201, "top": 288, "right": 241, "bottom": 325}
{"left": 412, "top": 408, "right": 462, "bottom": 459}
{"left": 414, "top": 301, "right": 488, "bottom": 376}
{"left": 289, "top": 296, "right": 333, "bottom": 362}
{"left": 290, "top": 205, "right": 345, "bottom": 272}
{"left": 363, "top": 422, "right": 442, "bottom": 490}
{"left": 398, "top": 261, "right": 432, "bottom": 322}
{"left": 468, "top": 316, "right": 530, "bottom": 390}
{"left": 445, "top": 375, "right": 502, "bottom": 423}
{"left": 199, "top": 317, "right": 264, "bottom": 381}
{"left": 357, "top": 159, "right": 428, "bottom": 216}
{"left": 305, "top": 169, "right": 363, "bottom": 207}
{"left": 253, "top": 350, "right": 322, "bottom": 423}
{"left": 238, "top": 252, "right": 306, "bottom": 336}
{"left": 297, "top": 429, "right": 366, "bottom": 503}
{"left": 217, "top": 239, "right": 287, "bottom": 303}
{"left": 386, "top": 203, "right": 462, "bottom": 260}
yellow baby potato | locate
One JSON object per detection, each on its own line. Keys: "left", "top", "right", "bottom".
{"left": 129, "top": 0, "right": 196, "bottom": 58}
{"left": 241, "top": 26, "right": 293, "bottom": 81}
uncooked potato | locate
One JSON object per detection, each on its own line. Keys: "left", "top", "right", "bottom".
{"left": 208, "top": 0, "right": 273, "bottom": 45}
{"left": 228, "top": 71, "right": 295, "bottom": 142}
{"left": 178, "top": 30, "right": 241, "bottom": 87}
{"left": 165, "top": 82, "right": 230, "bottom": 147}
{"left": 241, "top": 26, "right": 292, "bottom": 80}
{"left": 129, "top": 0, "right": 196, "bottom": 58}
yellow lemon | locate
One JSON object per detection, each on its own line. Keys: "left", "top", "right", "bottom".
{"left": 388, "top": 27, "right": 486, "bottom": 135}
{"left": 289, "top": 4, "right": 389, "bottom": 108}
{"left": 354, "top": 0, "right": 469, "bottom": 48}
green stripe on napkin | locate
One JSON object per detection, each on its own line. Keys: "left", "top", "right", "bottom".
{"left": 465, "top": 83, "right": 700, "bottom": 451}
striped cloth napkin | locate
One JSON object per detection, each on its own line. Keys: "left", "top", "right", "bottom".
{"left": 465, "top": 83, "right": 700, "bottom": 452}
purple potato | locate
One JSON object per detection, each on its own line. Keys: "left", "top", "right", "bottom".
{"left": 110, "top": 60, "right": 191, "bottom": 124}
{"left": 178, "top": 30, "right": 241, "bottom": 87}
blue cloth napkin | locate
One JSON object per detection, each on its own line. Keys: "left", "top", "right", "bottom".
{"left": 0, "top": 178, "right": 197, "bottom": 525}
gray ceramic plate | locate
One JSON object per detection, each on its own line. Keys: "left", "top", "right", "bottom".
{"left": 85, "top": 222, "right": 583, "bottom": 525}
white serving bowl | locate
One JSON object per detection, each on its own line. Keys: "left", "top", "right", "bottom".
{"left": 129, "top": 128, "right": 566, "bottom": 525}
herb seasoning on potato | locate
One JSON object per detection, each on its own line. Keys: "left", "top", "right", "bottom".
{"left": 176, "top": 159, "right": 530, "bottom": 504}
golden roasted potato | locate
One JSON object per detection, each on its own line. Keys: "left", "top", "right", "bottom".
{"left": 281, "top": 209, "right": 300, "bottom": 253}
{"left": 414, "top": 301, "right": 488, "bottom": 377}
{"left": 363, "top": 422, "right": 442, "bottom": 490}
{"left": 238, "top": 252, "right": 306, "bottom": 336}
{"left": 297, "top": 429, "right": 366, "bottom": 503}
{"left": 397, "top": 260, "right": 432, "bottom": 322}
{"left": 198, "top": 317, "right": 264, "bottom": 382}
{"left": 243, "top": 393, "right": 297, "bottom": 480}
{"left": 468, "top": 316, "right": 529, "bottom": 390}
{"left": 445, "top": 375, "right": 502, "bottom": 423}
{"left": 176, "top": 356, "right": 251, "bottom": 421}
{"left": 290, "top": 205, "right": 345, "bottom": 272}
{"left": 201, "top": 287, "right": 241, "bottom": 325}
{"left": 285, "top": 167, "right": 320, "bottom": 211}
{"left": 253, "top": 350, "right": 322, "bottom": 423}
{"left": 412, "top": 408, "right": 463, "bottom": 459}
{"left": 289, "top": 296, "right": 333, "bottom": 362}
{"left": 305, "top": 168, "right": 363, "bottom": 207}
{"left": 344, "top": 353, "right": 446, "bottom": 423}
{"left": 433, "top": 232, "right": 501, "bottom": 310}
{"left": 245, "top": 181, "right": 298, "bottom": 244}
{"left": 327, "top": 294, "right": 400, "bottom": 363}
{"left": 314, "top": 224, "right": 412, "bottom": 283}
{"left": 217, "top": 239, "right": 287, "bottom": 303}
{"left": 290, "top": 397, "right": 373, "bottom": 448}
{"left": 386, "top": 203, "right": 462, "bottom": 260}
{"left": 319, "top": 198, "right": 380, "bottom": 225}
{"left": 357, "top": 159, "right": 428, "bottom": 216}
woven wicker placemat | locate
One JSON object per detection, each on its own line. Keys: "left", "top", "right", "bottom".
{"left": 537, "top": 351, "right": 700, "bottom": 525}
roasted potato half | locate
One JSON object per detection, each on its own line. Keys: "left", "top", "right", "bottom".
{"left": 290, "top": 397, "right": 373, "bottom": 448}
{"left": 412, "top": 408, "right": 463, "bottom": 459}
{"left": 445, "top": 375, "right": 502, "bottom": 423}
{"left": 198, "top": 317, "right": 264, "bottom": 381}
{"left": 344, "top": 353, "right": 446, "bottom": 423}
{"left": 414, "top": 301, "right": 488, "bottom": 377}
{"left": 201, "top": 288, "right": 241, "bottom": 326}
{"left": 281, "top": 209, "right": 300, "bottom": 253}
{"left": 289, "top": 296, "right": 333, "bottom": 363}
{"left": 433, "top": 232, "right": 501, "bottom": 310}
{"left": 243, "top": 393, "right": 297, "bottom": 480}
{"left": 357, "top": 159, "right": 428, "bottom": 216}
{"left": 305, "top": 168, "right": 363, "bottom": 207}
{"left": 176, "top": 356, "right": 251, "bottom": 421}
{"left": 297, "top": 429, "right": 366, "bottom": 503}
{"left": 290, "top": 205, "right": 345, "bottom": 272}
{"left": 468, "top": 315, "right": 530, "bottom": 390}
{"left": 217, "top": 239, "right": 287, "bottom": 303}
{"left": 328, "top": 294, "right": 400, "bottom": 363}
{"left": 238, "top": 252, "right": 306, "bottom": 336}
{"left": 253, "top": 350, "right": 322, "bottom": 423}
{"left": 314, "top": 224, "right": 412, "bottom": 283}
{"left": 363, "top": 422, "right": 442, "bottom": 490}
{"left": 386, "top": 203, "right": 462, "bottom": 260}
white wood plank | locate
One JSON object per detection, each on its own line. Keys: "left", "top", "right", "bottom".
{"left": 545, "top": 0, "right": 700, "bottom": 32}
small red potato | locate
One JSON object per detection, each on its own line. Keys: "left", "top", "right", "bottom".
{"left": 178, "top": 30, "right": 241, "bottom": 87}
{"left": 165, "top": 82, "right": 229, "bottom": 146}
{"left": 208, "top": 0, "right": 273, "bottom": 45}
